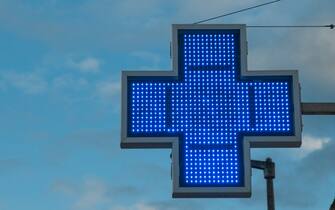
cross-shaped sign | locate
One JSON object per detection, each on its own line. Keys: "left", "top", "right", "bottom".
{"left": 121, "top": 24, "right": 301, "bottom": 198}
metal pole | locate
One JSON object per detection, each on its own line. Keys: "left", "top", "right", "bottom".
{"left": 265, "top": 158, "right": 275, "bottom": 210}
{"left": 251, "top": 158, "right": 275, "bottom": 210}
{"left": 301, "top": 103, "right": 335, "bottom": 115}
{"left": 266, "top": 178, "right": 275, "bottom": 210}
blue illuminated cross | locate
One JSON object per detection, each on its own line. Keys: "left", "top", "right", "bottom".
{"left": 121, "top": 25, "right": 300, "bottom": 198}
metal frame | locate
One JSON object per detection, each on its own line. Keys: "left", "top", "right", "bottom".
{"left": 121, "top": 24, "right": 302, "bottom": 198}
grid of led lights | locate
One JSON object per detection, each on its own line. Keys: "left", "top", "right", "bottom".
{"left": 128, "top": 30, "right": 294, "bottom": 187}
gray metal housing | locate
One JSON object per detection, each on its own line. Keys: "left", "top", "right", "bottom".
{"left": 121, "top": 24, "right": 302, "bottom": 198}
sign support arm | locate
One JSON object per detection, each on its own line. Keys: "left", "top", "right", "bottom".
{"left": 301, "top": 103, "right": 335, "bottom": 115}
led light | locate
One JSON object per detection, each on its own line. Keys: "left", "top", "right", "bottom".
{"left": 128, "top": 30, "right": 294, "bottom": 187}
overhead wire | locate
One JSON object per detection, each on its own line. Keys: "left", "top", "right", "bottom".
{"left": 193, "top": 0, "right": 280, "bottom": 24}
{"left": 247, "top": 24, "right": 334, "bottom": 29}
{"left": 193, "top": 0, "right": 334, "bottom": 30}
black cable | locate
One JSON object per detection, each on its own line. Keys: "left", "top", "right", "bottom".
{"left": 247, "top": 24, "right": 334, "bottom": 29}
{"left": 193, "top": 0, "right": 280, "bottom": 24}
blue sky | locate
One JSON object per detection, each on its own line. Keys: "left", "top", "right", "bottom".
{"left": 0, "top": 0, "right": 334, "bottom": 209}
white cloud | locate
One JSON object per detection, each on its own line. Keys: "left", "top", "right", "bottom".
{"left": 112, "top": 202, "right": 157, "bottom": 210}
{"left": 74, "top": 179, "right": 109, "bottom": 210}
{"left": 52, "top": 180, "right": 76, "bottom": 196}
{"left": 112, "top": 200, "right": 203, "bottom": 210}
{"left": 131, "top": 51, "right": 160, "bottom": 64}
{"left": 130, "top": 51, "right": 164, "bottom": 70}
{"left": 52, "top": 177, "right": 154, "bottom": 210}
{"left": 0, "top": 71, "right": 47, "bottom": 94}
{"left": 112, "top": 0, "right": 161, "bottom": 18}
{"left": 96, "top": 80, "right": 120, "bottom": 99}
{"left": 296, "top": 134, "right": 330, "bottom": 158}
{"left": 52, "top": 75, "right": 88, "bottom": 90}
{"left": 69, "top": 57, "right": 101, "bottom": 73}
{"left": 52, "top": 178, "right": 110, "bottom": 210}
{"left": 135, "top": 203, "right": 157, "bottom": 210}
{"left": 96, "top": 80, "right": 121, "bottom": 112}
